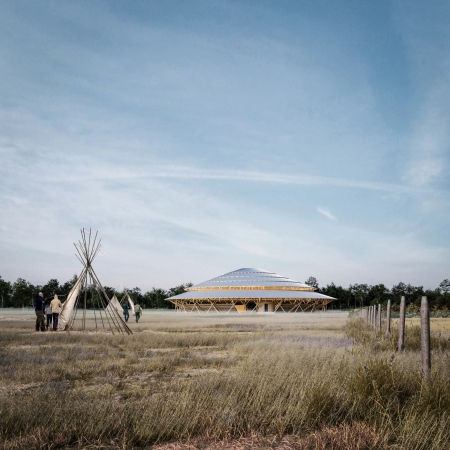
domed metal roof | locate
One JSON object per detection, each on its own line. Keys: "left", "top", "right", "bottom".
{"left": 188, "top": 268, "right": 312, "bottom": 291}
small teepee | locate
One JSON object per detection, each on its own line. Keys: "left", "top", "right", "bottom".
{"left": 105, "top": 293, "right": 122, "bottom": 314}
{"left": 58, "top": 229, "right": 132, "bottom": 335}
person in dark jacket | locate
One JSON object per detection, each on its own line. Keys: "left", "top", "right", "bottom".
{"left": 34, "top": 292, "right": 46, "bottom": 332}
{"left": 122, "top": 302, "right": 130, "bottom": 322}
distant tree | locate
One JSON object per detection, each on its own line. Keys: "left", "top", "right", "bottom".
{"left": 350, "top": 284, "right": 370, "bottom": 309}
{"left": 424, "top": 288, "right": 442, "bottom": 310}
{"left": 103, "top": 286, "right": 116, "bottom": 302}
{"left": 11, "top": 278, "right": 35, "bottom": 308}
{"left": 42, "top": 279, "right": 60, "bottom": 300}
{"left": 0, "top": 276, "right": 12, "bottom": 308}
{"left": 320, "top": 283, "right": 352, "bottom": 310}
{"left": 391, "top": 282, "right": 424, "bottom": 305}
{"left": 143, "top": 288, "right": 168, "bottom": 308}
{"left": 439, "top": 279, "right": 450, "bottom": 293}
{"left": 368, "top": 284, "right": 390, "bottom": 306}
{"left": 304, "top": 277, "right": 319, "bottom": 289}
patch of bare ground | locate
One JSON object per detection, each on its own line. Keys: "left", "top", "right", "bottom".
{"left": 153, "top": 424, "right": 391, "bottom": 450}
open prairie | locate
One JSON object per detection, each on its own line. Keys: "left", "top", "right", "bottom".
{"left": 1, "top": 309, "right": 450, "bottom": 449}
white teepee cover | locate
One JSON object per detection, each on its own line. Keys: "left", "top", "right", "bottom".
{"left": 106, "top": 294, "right": 122, "bottom": 314}
{"left": 125, "top": 293, "right": 135, "bottom": 315}
{"left": 58, "top": 271, "right": 84, "bottom": 330}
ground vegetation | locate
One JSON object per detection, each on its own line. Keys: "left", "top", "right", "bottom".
{"left": 0, "top": 313, "right": 450, "bottom": 449}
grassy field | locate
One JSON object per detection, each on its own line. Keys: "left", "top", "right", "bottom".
{"left": 1, "top": 309, "right": 450, "bottom": 449}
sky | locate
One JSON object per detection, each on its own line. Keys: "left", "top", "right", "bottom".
{"left": 0, "top": 0, "right": 449, "bottom": 291}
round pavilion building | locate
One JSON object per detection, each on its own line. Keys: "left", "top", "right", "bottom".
{"left": 166, "top": 268, "right": 335, "bottom": 313}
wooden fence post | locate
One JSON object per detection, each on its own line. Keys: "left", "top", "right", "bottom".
{"left": 398, "top": 296, "right": 406, "bottom": 352}
{"left": 385, "top": 299, "right": 391, "bottom": 337}
{"left": 421, "top": 296, "right": 431, "bottom": 381}
{"left": 377, "top": 304, "right": 381, "bottom": 330}
{"left": 372, "top": 305, "right": 376, "bottom": 328}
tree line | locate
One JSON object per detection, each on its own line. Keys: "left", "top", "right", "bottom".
{"left": 0, "top": 275, "right": 192, "bottom": 309}
{"left": 305, "top": 276, "right": 450, "bottom": 310}
{"left": 1, "top": 274, "right": 449, "bottom": 310}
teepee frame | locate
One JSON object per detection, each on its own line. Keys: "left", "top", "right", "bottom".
{"left": 58, "top": 229, "right": 132, "bottom": 335}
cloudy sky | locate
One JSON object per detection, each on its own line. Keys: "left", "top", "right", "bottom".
{"left": 1, "top": 0, "right": 449, "bottom": 290}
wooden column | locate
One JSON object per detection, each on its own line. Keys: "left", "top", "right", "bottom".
{"left": 398, "top": 296, "right": 406, "bottom": 352}
{"left": 385, "top": 299, "right": 391, "bottom": 337}
{"left": 421, "top": 296, "right": 431, "bottom": 381}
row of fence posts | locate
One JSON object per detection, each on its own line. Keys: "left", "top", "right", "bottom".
{"left": 359, "top": 296, "right": 431, "bottom": 380}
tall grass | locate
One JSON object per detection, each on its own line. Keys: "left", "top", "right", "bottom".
{"left": 1, "top": 320, "right": 450, "bottom": 449}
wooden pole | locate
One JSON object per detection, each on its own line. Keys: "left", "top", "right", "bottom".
{"left": 372, "top": 305, "right": 376, "bottom": 328}
{"left": 421, "top": 296, "right": 431, "bottom": 381}
{"left": 377, "top": 304, "right": 381, "bottom": 330}
{"left": 398, "top": 296, "right": 406, "bottom": 352}
{"left": 385, "top": 299, "right": 391, "bottom": 337}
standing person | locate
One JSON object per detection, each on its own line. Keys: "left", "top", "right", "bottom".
{"left": 45, "top": 303, "right": 53, "bottom": 330}
{"left": 134, "top": 303, "right": 142, "bottom": 323}
{"left": 50, "top": 294, "right": 62, "bottom": 331}
{"left": 34, "top": 292, "right": 46, "bottom": 332}
{"left": 122, "top": 302, "right": 130, "bottom": 322}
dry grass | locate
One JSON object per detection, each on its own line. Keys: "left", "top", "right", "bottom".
{"left": 153, "top": 424, "right": 387, "bottom": 449}
{"left": 1, "top": 312, "right": 450, "bottom": 449}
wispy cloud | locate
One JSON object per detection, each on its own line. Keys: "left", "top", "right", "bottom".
{"left": 140, "top": 166, "right": 417, "bottom": 194}
{"left": 317, "top": 207, "right": 337, "bottom": 221}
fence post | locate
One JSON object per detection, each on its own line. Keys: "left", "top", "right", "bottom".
{"left": 385, "top": 299, "right": 391, "bottom": 337}
{"left": 372, "top": 305, "right": 376, "bottom": 328}
{"left": 421, "top": 296, "right": 431, "bottom": 381}
{"left": 368, "top": 306, "right": 372, "bottom": 326}
{"left": 398, "top": 296, "right": 406, "bottom": 352}
{"left": 377, "top": 304, "right": 381, "bottom": 330}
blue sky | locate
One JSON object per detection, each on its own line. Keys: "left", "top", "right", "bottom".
{"left": 0, "top": 0, "right": 449, "bottom": 290}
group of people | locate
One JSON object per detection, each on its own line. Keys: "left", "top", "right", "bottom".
{"left": 34, "top": 292, "right": 62, "bottom": 332}
{"left": 121, "top": 301, "right": 142, "bottom": 323}
{"left": 34, "top": 292, "right": 143, "bottom": 331}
